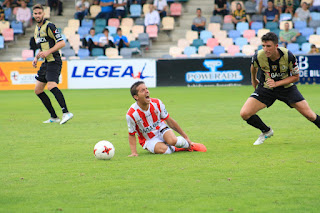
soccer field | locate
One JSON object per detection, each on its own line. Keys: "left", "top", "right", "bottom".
{"left": 1, "top": 85, "right": 319, "bottom": 212}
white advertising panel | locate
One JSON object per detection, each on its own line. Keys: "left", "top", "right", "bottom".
{"left": 67, "top": 59, "right": 156, "bottom": 89}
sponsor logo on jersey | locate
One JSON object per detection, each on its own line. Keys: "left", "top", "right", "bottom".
{"left": 270, "top": 72, "right": 286, "bottom": 78}
{"left": 140, "top": 120, "right": 161, "bottom": 134}
{"left": 35, "top": 37, "right": 47, "bottom": 43}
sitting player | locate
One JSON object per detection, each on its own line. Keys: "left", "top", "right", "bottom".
{"left": 126, "top": 81, "right": 207, "bottom": 156}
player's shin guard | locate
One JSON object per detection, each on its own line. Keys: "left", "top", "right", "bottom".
{"left": 175, "top": 136, "right": 190, "bottom": 148}
{"left": 37, "top": 92, "right": 57, "bottom": 118}
{"left": 246, "top": 114, "right": 270, "bottom": 133}
{"left": 50, "top": 87, "right": 68, "bottom": 113}
{"left": 312, "top": 114, "right": 320, "bottom": 128}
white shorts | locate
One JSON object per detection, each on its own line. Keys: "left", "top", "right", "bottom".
{"left": 143, "top": 127, "right": 171, "bottom": 153}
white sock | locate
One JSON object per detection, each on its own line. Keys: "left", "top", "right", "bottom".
{"left": 175, "top": 136, "right": 190, "bottom": 148}
{"left": 164, "top": 146, "right": 175, "bottom": 154}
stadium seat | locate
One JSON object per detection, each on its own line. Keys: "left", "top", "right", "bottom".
{"left": 105, "top": 47, "right": 119, "bottom": 57}
{"left": 78, "top": 26, "right": 90, "bottom": 39}
{"left": 301, "top": 42, "right": 312, "bottom": 53}
{"left": 129, "top": 40, "right": 141, "bottom": 50}
{"left": 95, "top": 18, "right": 107, "bottom": 27}
{"left": 300, "top": 28, "right": 314, "bottom": 40}
{"left": 169, "top": 46, "right": 183, "bottom": 57}
{"left": 81, "top": 19, "right": 93, "bottom": 28}
{"left": 120, "top": 25, "right": 131, "bottom": 37}
{"left": 243, "top": 29, "right": 256, "bottom": 40}
{"left": 308, "top": 35, "right": 320, "bottom": 48}
{"left": 2, "top": 28, "right": 14, "bottom": 42}
{"left": 91, "top": 48, "right": 104, "bottom": 56}
{"left": 132, "top": 25, "right": 145, "bottom": 38}
{"left": 235, "top": 52, "right": 245, "bottom": 56}
{"left": 184, "top": 46, "right": 197, "bottom": 57}
{"left": 130, "top": 4, "right": 142, "bottom": 18}
{"left": 146, "top": 25, "right": 158, "bottom": 38}
{"left": 134, "top": 18, "right": 145, "bottom": 26}
{"left": 244, "top": 1, "right": 256, "bottom": 14}
{"left": 273, "top": 29, "right": 280, "bottom": 37}
{"left": 0, "top": 36, "right": 4, "bottom": 49}
{"left": 89, "top": 5, "right": 101, "bottom": 18}
{"left": 210, "top": 15, "right": 223, "bottom": 23}
{"left": 213, "top": 30, "right": 227, "bottom": 42}
{"left": 235, "top": 37, "right": 248, "bottom": 50}
{"left": 77, "top": 48, "right": 90, "bottom": 58}
{"left": 186, "top": 30, "right": 198, "bottom": 44}
{"left": 61, "top": 48, "right": 75, "bottom": 58}
{"left": 257, "top": 29, "right": 270, "bottom": 39}
{"left": 220, "top": 38, "right": 233, "bottom": 50}
{"left": 241, "top": 44, "right": 256, "bottom": 56}
{"left": 265, "top": 22, "right": 279, "bottom": 30}
{"left": 280, "top": 21, "right": 293, "bottom": 30}
{"left": 161, "top": 54, "right": 173, "bottom": 59}
{"left": 43, "top": 6, "right": 50, "bottom": 19}
{"left": 121, "top": 18, "right": 134, "bottom": 29}
{"left": 177, "top": 38, "right": 190, "bottom": 50}
{"left": 0, "top": 21, "right": 10, "bottom": 34}
{"left": 316, "top": 27, "right": 320, "bottom": 35}
{"left": 126, "top": 33, "right": 136, "bottom": 43}
{"left": 236, "top": 22, "right": 249, "bottom": 35}
{"left": 309, "top": 20, "right": 320, "bottom": 29}
{"left": 170, "top": 3, "right": 182, "bottom": 17}
{"left": 249, "top": 36, "right": 261, "bottom": 47}
{"left": 198, "top": 46, "right": 211, "bottom": 57}
{"left": 138, "top": 33, "right": 150, "bottom": 46}
{"left": 222, "top": 23, "right": 234, "bottom": 31}
{"left": 68, "top": 19, "right": 80, "bottom": 29}
{"left": 223, "top": 15, "right": 233, "bottom": 24}
{"left": 120, "top": 48, "right": 133, "bottom": 58}
{"left": 162, "top": 17, "right": 175, "bottom": 30}
{"left": 213, "top": 45, "right": 225, "bottom": 55}
{"left": 106, "top": 26, "right": 117, "bottom": 35}
{"left": 63, "top": 27, "right": 76, "bottom": 41}
{"left": 280, "top": 13, "right": 292, "bottom": 21}
{"left": 294, "top": 20, "right": 307, "bottom": 30}
{"left": 251, "top": 22, "right": 263, "bottom": 33}
{"left": 143, "top": 3, "right": 151, "bottom": 15}
{"left": 22, "top": 49, "right": 34, "bottom": 60}
{"left": 227, "top": 45, "right": 240, "bottom": 56}
{"left": 206, "top": 38, "right": 219, "bottom": 50}
{"left": 199, "top": 30, "right": 212, "bottom": 44}
{"left": 251, "top": 14, "right": 263, "bottom": 22}
{"left": 287, "top": 43, "right": 300, "bottom": 53}
{"left": 108, "top": 18, "right": 120, "bottom": 28}
{"left": 10, "top": 21, "right": 23, "bottom": 34}
{"left": 95, "top": 25, "right": 105, "bottom": 34}
{"left": 310, "top": 12, "right": 320, "bottom": 20}
{"left": 192, "top": 39, "right": 204, "bottom": 49}
{"left": 207, "top": 23, "right": 221, "bottom": 35}
{"left": 4, "top": 8, "right": 12, "bottom": 21}
{"left": 228, "top": 30, "right": 241, "bottom": 40}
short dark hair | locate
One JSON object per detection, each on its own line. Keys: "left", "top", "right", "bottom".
{"left": 196, "top": 8, "right": 201, "bottom": 11}
{"left": 103, "top": 28, "right": 109, "bottom": 33}
{"left": 32, "top": 4, "right": 43, "bottom": 11}
{"left": 117, "top": 27, "right": 122, "bottom": 32}
{"left": 90, "top": 27, "right": 95, "bottom": 31}
{"left": 261, "top": 32, "right": 278, "bottom": 45}
{"left": 130, "top": 81, "right": 145, "bottom": 100}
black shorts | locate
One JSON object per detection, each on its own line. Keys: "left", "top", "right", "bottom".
{"left": 35, "top": 61, "right": 62, "bottom": 84}
{"left": 250, "top": 85, "right": 305, "bottom": 108}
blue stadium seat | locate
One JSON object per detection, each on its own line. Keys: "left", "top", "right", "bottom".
{"left": 280, "top": 13, "right": 292, "bottom": 21}
{"left": 236, "top": 22, "right": 249, "bottom": 35}
{"left": 310, "top": 12, "right": 320, "bottom": 20}
{"left": 199, "top": 30, "right": 212, "bottom": 44}
{"left": 235, "top": 52, "right": 245, "bottom": 56}
{"left": 0, "top": 36, "right": 4, "bottom": 49}
{"left": 251, "top": 22, "right": 263, "bottom": 33}
{"left": 301, "top": 42, "right": 312, "bottom": 53}
{"left": 309, "top": 20, "right": 320, "bottom": 28}
{"left": 222, "top": 23, "right": 235, "bottom": 31}
{"left": 210, "top": 15, "right": 223, "bottom": 23}
{"left": 107, "top": 26, "right": 117, "bottom": 36}
{"left": 273, "top": 29, "right": 280, "bottom": 37}
{"left": 77, "top": 48, "right": 90, "bottom": 58}
{"left": 251, "top": 15, "right": 263, "bottom": 22}
{"left": 129, "top": 40, "right": 141, "bottom": 49}
{"left": 4, "top": 8, "right": 12, "bottom": 20}
{"left": 61, "top": 48, "right": 75, "bottom": 57}
{"left": 235, "top": 37, "right": 248, "bottom": 50}
{"left": 130, "top": 4, "right": 142, "bottom": 18}
{"left": 300, "top": 27, "right": 314, "bottom": 40}
{"left": 244, "top": 1, "right": 256, "bottom": 14}
{"left": 91, "top": 48, "right": 104, "bottom": 56}
{"left": 11, "top": 21, "right": 23, "bottom": 34}
{"left": 294, "top": 20, "right": 307, "bottom": 30}
{"left": 95, "top": 18, "right": 107, "bottom": 27}
{"left": 265, "top": 22, "right": 279, "bottom": 30}
{"left": 81, "top": 19, "right": 93, "bottom": 28}
{"left": 296, "top": 35, "right": 307, "bottom": 45}
{"left": 138, "top": 33, "right": 150, "bottom": 46}
{"left": 228, "top": 30, "right": 241, "bottom": 40}
{"left": 184, "top": 46, "right": 196, "bottom": 56}
{"left": 287, "top": 43, "right": 300, "bottom": 54}
{"left": 120, "top": 48, "right": 133, "bottom": 58}
{"left": 78, "top": 26, "right": 90, "bottom": 39}
{"left": 317, "top": 27, "right": 320, "bottom": 35}
{"left": 213, "top": 45, "right": 225, "bottom": 56}
{"left": 134, "top": 18, "right": 145, "bottom": 26}
{"left": 192, "top": 39, "right": 204, "bottom": 49}
{"left": 95, "top": 26, "right": 105, "bottom": 34}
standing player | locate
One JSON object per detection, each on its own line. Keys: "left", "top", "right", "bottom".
{"left": 32, "top": 4, "right": 73, "bottom": 124}
{"left": 240, "top": 32, "right": 320, "bottom": 145}
{"left": 126, "top": 81, "right": 207, "bottom": 156}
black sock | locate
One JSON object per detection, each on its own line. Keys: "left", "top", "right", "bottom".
{"left": 37, "top": 92, "right": 57, "bottom": 118}
{"left": 312, "top": 114, "right": 320, "bottom": 128}
{"left": 246, "top": 114, "right": 270, "bottom": 133}
{"left": 50, "top": 87, "right": 68, "bottom": 113}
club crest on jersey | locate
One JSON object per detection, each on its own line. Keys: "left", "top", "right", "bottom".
{"left": 272, "top": 65, "right": 277, "bottom": 71}
{"left": 281, "top": 65, "right": 287, "bottom": 71}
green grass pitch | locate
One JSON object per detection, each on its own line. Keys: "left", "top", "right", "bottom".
{"left": 0, "top": 85, "right": 319, "bottom": 212}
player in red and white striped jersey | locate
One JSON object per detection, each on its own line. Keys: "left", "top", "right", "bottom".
{"left": 126, "top": 81, "right": 207, "bottom": 156}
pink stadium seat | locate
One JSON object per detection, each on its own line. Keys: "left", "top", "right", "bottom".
{"left": 108, "top": 18, "right": 120, "bottom": 28}
{"left": 227, "top": 45, "right": 240, "bottom": 56}
{"left": 22, "top": 49, "right": 34, "bottom": 60}
{"left": 224, "top": 15, "right": 233, "bottom": 24}
{"left": 146, "top": 25, "right": 158, "bottom": 38}
{"left": 243, "top": 29, "right": 256, "bottom": 41}
{"left": 2, "top": 28, "right": 14, "bottom": 42}
{"left": 170, "top": 3, "right": 182, "bottom": 17}
{"left": 206, "top": 38, "right": 219, "bottom": 50}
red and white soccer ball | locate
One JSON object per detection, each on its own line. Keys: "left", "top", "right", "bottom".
{"left": 94, "top": 140, "right": 115, "bottom": 160}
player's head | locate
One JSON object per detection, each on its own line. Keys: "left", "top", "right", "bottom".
{"left": 117, "top": 27, "right": 122, "bottom": 35}
{"left": 130, "top": 81, "right": 149, "bottom": 103}
{"left": 261, "top": 32, "right": 279, "bottom": 58}
{"left": 32, "top": 4, "right": 44, "bottom": 24}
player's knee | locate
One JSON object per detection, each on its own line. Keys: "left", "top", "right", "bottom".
{"left": 155, "top": 146, "right": 168, "bottom": 154}
{"left": 34, "top": 88, "right": 43, "bottom": 95}
{"left": 240, "top": 109, "right": 250, "bottom": 120}
{"left": 166, "top": 136, "right": 178, "bottom": 146}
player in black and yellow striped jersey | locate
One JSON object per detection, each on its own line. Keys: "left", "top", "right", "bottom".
{"left": 32, "top": 4, "right": 73, "bottom": 125}
{"left": 240, "top": 32, "right": 320, "bottom": 145}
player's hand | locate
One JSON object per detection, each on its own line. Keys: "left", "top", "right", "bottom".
{"left": 267, "top": 78, "right": 277, "bottom": 88}
{"left": 128, "top": 153, "right": 139, "bottom": 157}
{"left": 37, "top": 50, "right": 50, "bottom": 59}
{"left": 32, "top": 57, "right": 38, "bottom": 68}
{"left": 251, "top": 78, "right": 259, "bottom": 89}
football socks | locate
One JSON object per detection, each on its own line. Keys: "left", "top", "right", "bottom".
{"left": 50, "top": 87, "right": 69, "bottom": 113}
{"left": 37, "top": 92, "right": 57, "bottom": 118}
{"left": 175, "top": 136, "right": 190, "bottom": 148}
{"left": 246, "top": 114, "right": 271, "bottom": 133}
{"left": 312, "top": 114, "right": 320, "bottom": 128}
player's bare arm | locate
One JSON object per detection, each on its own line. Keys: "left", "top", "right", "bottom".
{"left": 250, "top": 65, "right": 259, "bottom": 89}
{"left": 128, "top": 134, "right": 138, "bottom": 157}
{"left": 165, "top": 117, "right": 192, "bottom": 145}
{"left": 37, "top": 40, "right": 65, "bottom": 59}
{"left": 267, "top": 74, "right": 299, "bottom": 88}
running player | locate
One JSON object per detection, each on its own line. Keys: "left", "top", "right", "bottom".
{"left": 240, "top": 32, "right": 320, "bottom": 145}
{"left": 32, "top": 4, "right": 73, "bottom": 124}
{"left": 126, "top": 81, "right": 207, "bottom": 156}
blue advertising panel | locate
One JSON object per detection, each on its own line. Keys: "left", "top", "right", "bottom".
{"left": 297, "top": 55, "right": 320, "bottom": 84}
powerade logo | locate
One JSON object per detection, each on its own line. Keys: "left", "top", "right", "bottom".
{"left": 185, "top": 60, "right": 243, "bottom": 83}
{"left": 71, "top": 63, "right": 153, "bottom": 79}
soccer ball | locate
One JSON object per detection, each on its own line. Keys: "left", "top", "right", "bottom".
{"left": 94, "top": 140, "right": 115, "bottom": 160}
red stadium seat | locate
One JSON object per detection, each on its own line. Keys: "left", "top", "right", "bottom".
{"left": 22, "top": 49, "right": 34, "bottom": 60}
{"left": 108, "top": 18, "right": 120, "bottom": 28}
{"left": 170, "top": 3, "right": 182, "bottom": 17}
{"left": 206, "top": 38, "right": 219, "bottom": 50}
{"left": 2, "top": 28, "right": 14, "bottom": 42}
{"left": 146, "top": 25, "right": 158, "bottom": 38}
{"left": 227, "top": 45, "right": 240, "bottom": 56}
